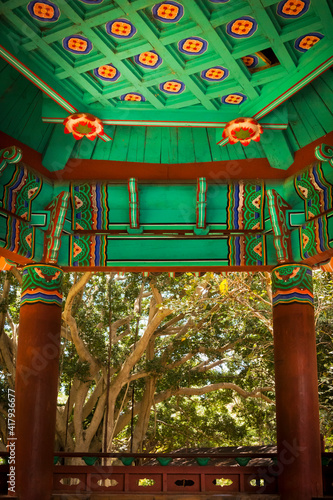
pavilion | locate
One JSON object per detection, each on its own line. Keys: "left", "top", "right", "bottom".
{"left": 0, "top": 0, "right": 333, "bottom": 499}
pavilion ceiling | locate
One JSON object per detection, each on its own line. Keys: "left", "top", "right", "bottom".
{"left": 0, "top": 0, "right": 332, "bottom": 128}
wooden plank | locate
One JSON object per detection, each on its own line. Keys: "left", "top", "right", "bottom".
{"left": 160, "top": 128, "right": 173, "bottom": 164}
{"left": 260, "top": 130, "right": 294, "bottom": 170}
{"left": 287, "top": 101, "right": 313, "bottom": 149}
{"left": 207, "top": 128, "right": 224, "bottom": 162}
{"left": 291, "top": 91, "right": 325, "bottom": 143}
{"left": 91, "top": 138, "right": 113, "bottom": 161}
{"left": 127, "top": 126, "right": 146, "bottom": 163}
{"left": 109, "top": 126, "right": 131, "bottom": 161}
{"left": 297, "top": 84, "right": 333, "bottom": 136}
{"left": 15, "top": 93, "right": 55, "bottom": 153}
{"left": 5, "top": 85, "right": 40, "bottom": 139}
{"left": 177, "top": 128, "right": 195, "bottom": 164}
{"left": 144, "top": 127, "right": 162, "bottom": 163}
{"left": 168, "top": 127, "right": 179, "bottom": 165}
{"left": 193, "top": 128, "right": 212, "bottom": 163}
{"left": 42, "top": 124, "right": 76, "bottom": 171}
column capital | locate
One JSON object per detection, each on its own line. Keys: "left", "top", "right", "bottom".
{"left": 271, "top": 263, "right": 313, "bottom": 307}
{"left": 21, "top": 263, "right": 63, "bottom": 307}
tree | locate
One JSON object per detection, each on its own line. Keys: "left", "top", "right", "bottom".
{"left": 0, "top": 268, "right": 331, "bottom": 455}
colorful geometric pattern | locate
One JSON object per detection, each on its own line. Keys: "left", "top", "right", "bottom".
{"left": 2, "top": 165, "right": 42, "bottom": 221}
{"left": 266, "top": 189, "right": 291, "bottom": 263}
{"left": 178, "top": 37, "right": 208, "bottom": 55}
{"left": 70, "top": 234, "right": 107, "bottom": 267}
{"left": 21, "top": 264, "right": 63, "bottom": 307}
{"left": 294, "top": 163, "right": 333, "bottom": 219}
{"left": 227, "top": 182, "right": 264, "bottom": 230}
{"left": 315, "top": 143, "right": 333, "bottom": 166}
{"left": 106, "top": 19, "right": 137, "bottom": 39}
{"left": 222, "top": 93, "right": 247, "bottom": 105}
{"left": 295, "top": 33, "right": 324, "bottom": 52}
{"left": 196, "top": 178, "right": 207, "bottom": 229}
{"left": 4, "top": 217, "right": 35, "bottom": 260}
{"left": 45, "top": 192, "right": 70, "bottom": 264}
{"left": 277, "top": 0, "right": 310, "bottom": 19}
{"left": 93, "top": 64, "right": 121, "bottom": 82}
{"left": 242, "top": 55, "right": 259, "bottom": 69}
{"left": 226, "top": 17, "right": 258, "bottom": 38}
{"left": 272, "top": 264, "right": 313, "bottom": 306}
{"left": 134, "top": 51, "right": 163, "bottom": 69}
{"left": 128, "top": 178, "right": 139, "bottom": 229}
{"left": 63, "top": 35, "right": 93, "bottom": 55}
{"left": 0, "top": 146, "right": 22, "bottom": 173}
{"left": 120, "top": 93, "right": 146, "bottom": 101}
{"left": 228, "top": 234, "right": 266, "bottom": 266}
{"left": 152, "top": 2, "right": 184, "bottom": 23}
{"left": 70, "top": 183, "right": 109, "bottom": 231}
{"left": 299, "top": 215, "right": 330, "bottom": 259}
{"left": 159, "top": 80, "right": 185, "bottom": 94}
{"left": 201, "top": 66, "right": 229, "bottom": 82}
{"left": 27, "top": 1, "right": 60, "bottom": 22}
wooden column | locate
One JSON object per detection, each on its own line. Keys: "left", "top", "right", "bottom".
{"left": 272, "top": 264, "right": 323, "bottom": 500}
{"left": 15, "top": 264, "right": 63, "bottom": 500}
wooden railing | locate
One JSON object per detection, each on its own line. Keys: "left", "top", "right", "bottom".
{"left": 1, "top": 451, "right": 333, "bottom": 495}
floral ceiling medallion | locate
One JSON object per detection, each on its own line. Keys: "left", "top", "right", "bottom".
{"left": 63, "top": 113, "right": 104, "bottom": 141}
{"left": 152, "top": 1, "right": 184, "bottom": 22}
{"left": 277, "top": 0, "right": 310, "bottom": 19}
{"left": 27, "top": 0, "right": 60, "bottom": 22}
{"left": 222, "top": 118, "right": 263, "bottom": 147}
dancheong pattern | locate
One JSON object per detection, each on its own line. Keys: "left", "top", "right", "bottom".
{"left": 299, "top": 215, "right": 330, "bottom": 259}
{"left": 2, "top": 165, "right": 42, "bottom": 221}
{"left": 272, "top": 264, "right": 313, "bottom": 306}
{"left": 3, "top": 216, "right": 35, "bottom": 260}
{"left": 228, "top": 234, "right": 266, "bottom": 266}
{"left": 45, "top": 192, "right": 70, "bottom": 264}
{"left": 227, "top": 182, "right": 264, "bottom": 230}
{"left": 266, "top": 189, "right": 291, "bottom": 263}
{"left": 21, "top": 264, "right": 63, "bottom": 306}
{"left": 315, "top": 143, "right": 333, "bottom": 166}
{"left": 71, "top": 183, "right": 109, "bottom": 231}
{"left": 70, "top": 234, "right": 107, "bottom": 267}
{"left": 294, "top": 163, "right": 333, "bottom": 220}
{"left": 0, "top": 146, "right": 22, "bottom": 172}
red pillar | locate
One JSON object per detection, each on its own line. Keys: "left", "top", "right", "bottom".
{"left": 15, "top": 264, "right": 63, "bottom": 500}
{"left": 272, "top": 264, "right": 323, "bottom": 500}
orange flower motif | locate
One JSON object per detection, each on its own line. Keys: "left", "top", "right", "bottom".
{"left": 222, "top": 118, "right": 263, "bottom": 147}
{"left": 299, "top": 35, "right": 320, "bottom": 50}
{"left": 67, "top": 38, "right": 88, "bottom": 52}
{"left": 231, "top": 19, "right": 253, "bottom": 36}
{"left": 33, "top": 2, "right": 54, "bottom": 18}
{"left": 282, "top": 0, "right": 305, "bottom": 16}
{"left": 63, "top": 113, "right": 104, "bottom": 141}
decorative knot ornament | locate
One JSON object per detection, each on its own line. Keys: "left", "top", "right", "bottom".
{"left": 63, "top": 113, "right": 104, "bottom": 141}
{"left": 222, "top": 117, "right": 263, "bottom": 146}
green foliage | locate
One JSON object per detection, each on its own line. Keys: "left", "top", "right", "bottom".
{"left": 0, "top": 269, "right": 332, "bottom": 453}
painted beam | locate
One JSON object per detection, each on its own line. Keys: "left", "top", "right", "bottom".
{"left": 128, "top": 178, "right": 140, "bottom": 231}
{"left": 44, "top": 192, "right": 70, "bottom": 263}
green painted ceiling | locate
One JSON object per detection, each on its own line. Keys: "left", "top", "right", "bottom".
{"left": 1, "top": 56, "right": 332, "bottom": 169}
{"left": 0, "top": 0, "right": 332, "bottom": 120}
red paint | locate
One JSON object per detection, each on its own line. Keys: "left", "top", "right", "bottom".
{"left": 15, "top": 301, "right": 62, "bottom": 500}
{"left": 52, "top": 465, "right": 278, "bottom": 494}
{"left": 273, "top": 301, "right": 323, "bottom": 500}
